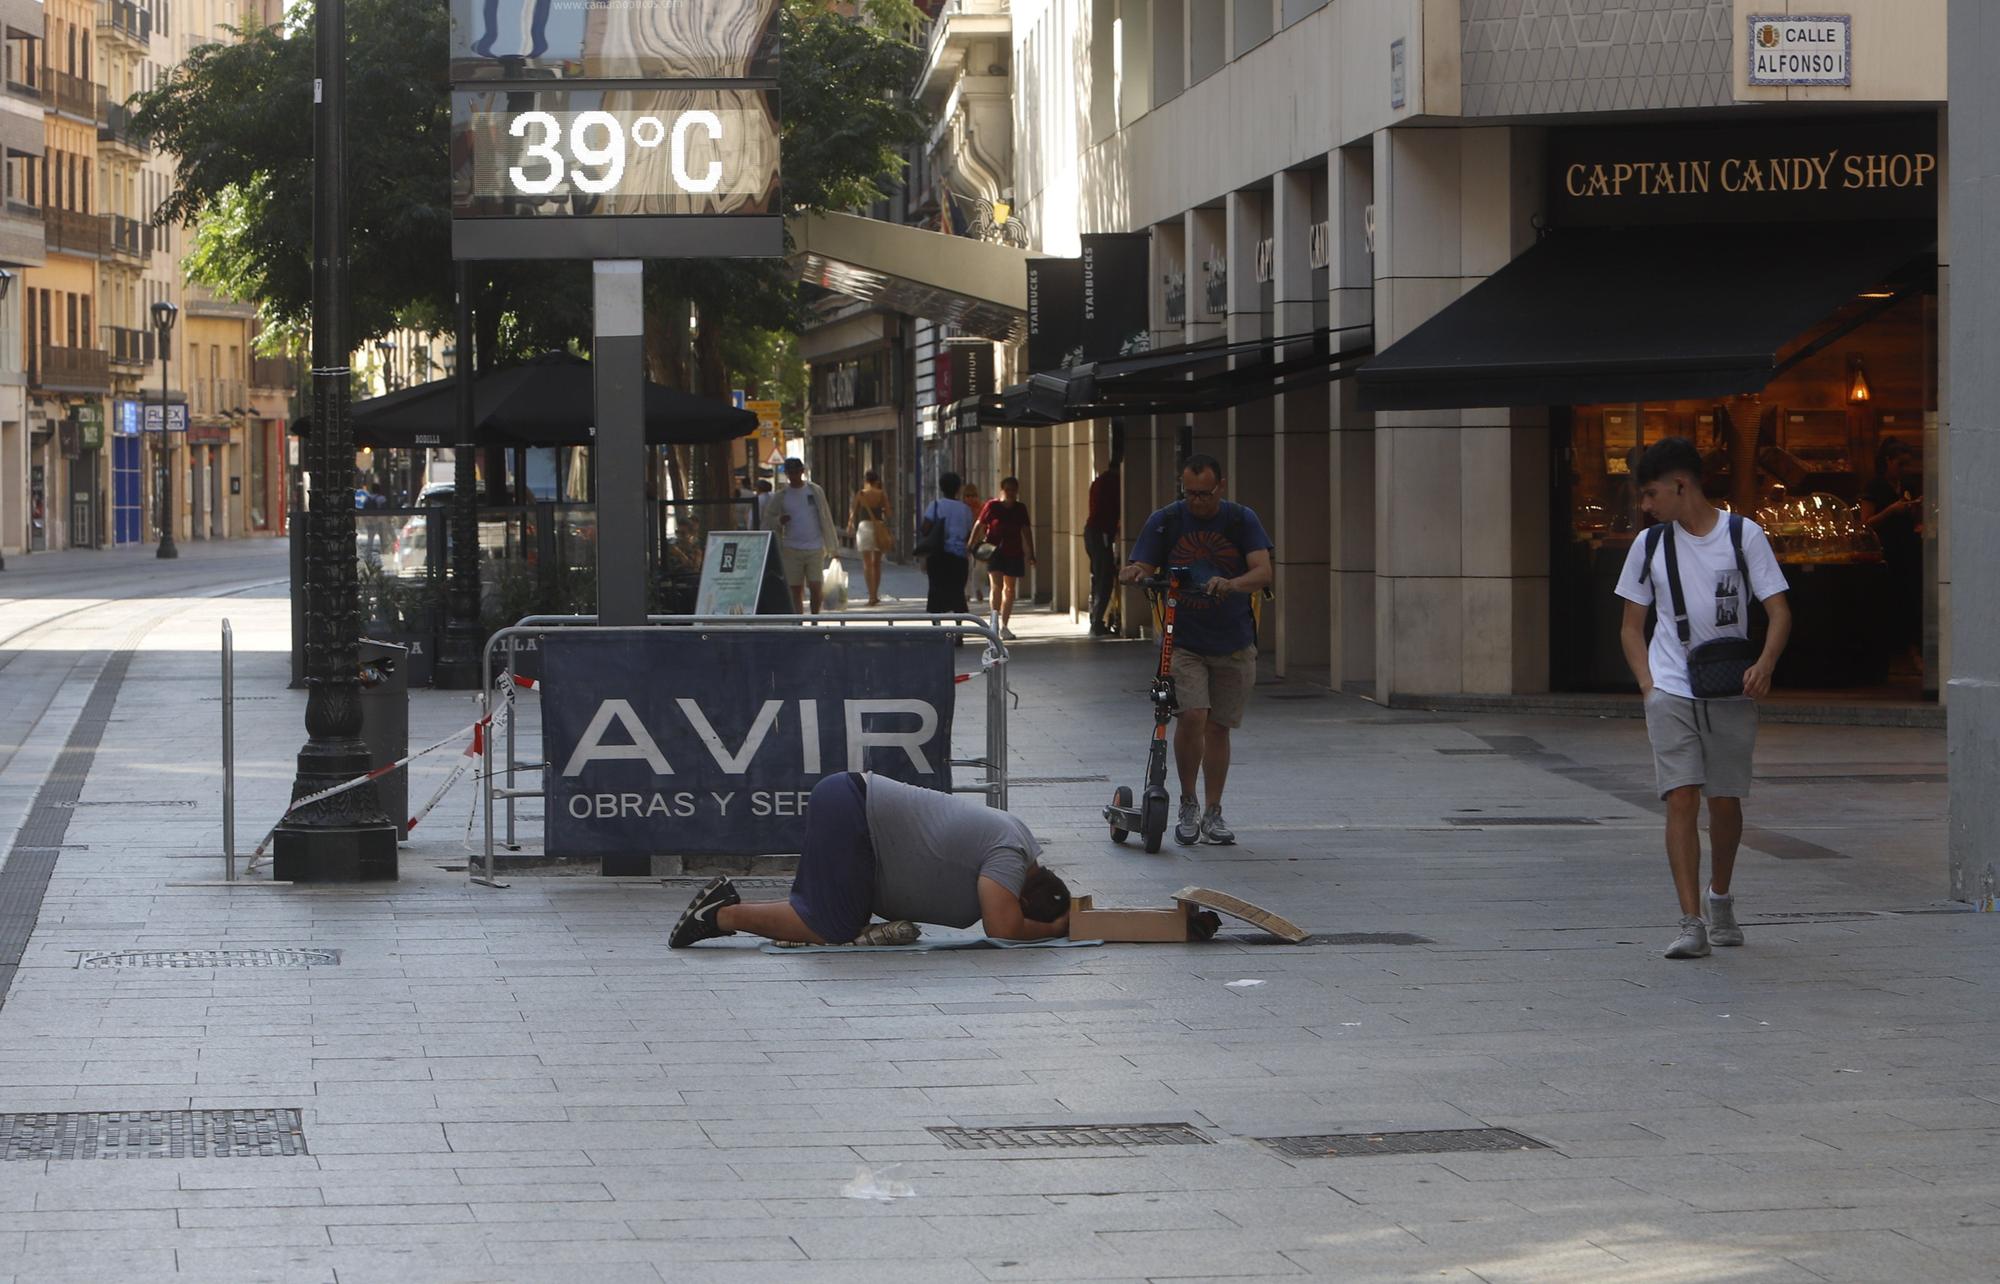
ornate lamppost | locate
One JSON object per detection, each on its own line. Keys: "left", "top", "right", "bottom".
{"left": 273, "top": 0, "right": 398, "bottom": 880}
{"left": 432, "top": 266, "right": 482, "bottom": 689}
{"left": 151, "top": 299, "right": 178, "bottom": 559}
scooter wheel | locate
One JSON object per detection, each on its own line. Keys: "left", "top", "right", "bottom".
{"left": 1108, "top": 786, "right": 1133, "bottom": 844}
{"left": 1141, "top": 794, "right": 1168, "bottom": 854}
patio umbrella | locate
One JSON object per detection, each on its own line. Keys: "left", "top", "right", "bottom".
{"left": 295, "top": 351, "right": 758, "bottom": 448}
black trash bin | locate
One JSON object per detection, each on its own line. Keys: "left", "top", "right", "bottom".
{"left": 357, "top": 639, "right": 410, "bottom": 842}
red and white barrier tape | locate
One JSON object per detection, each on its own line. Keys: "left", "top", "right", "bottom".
{"left": 246, "top": 675, "right": 525, "bottom": 862}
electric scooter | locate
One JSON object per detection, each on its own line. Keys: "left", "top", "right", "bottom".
{"left": 1104, "top": 566, "right": 1188, "bottom": 853}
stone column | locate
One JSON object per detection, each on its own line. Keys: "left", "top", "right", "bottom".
{"left": 1330, "top": 143, "right": 1376, "bottom": 690}
{"left": 1271, "top": 165, "right": 1327, "bottom": 679}
{"left": 1371, "top": 125, "right": 1547, "bottom": 701}
{"left": 1226, "top": 188, "right": 1276, "bottom": 648}
{"left": 1186, "top": 206, "right": 1227, "bottom": 462}
{"left": 1946, "top": 8, "right": 1989, "bottom": 903}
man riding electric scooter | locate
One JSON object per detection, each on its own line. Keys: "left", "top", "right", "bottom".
{"left": 1118, "top": 454, "right": 1273, "bottom": 846}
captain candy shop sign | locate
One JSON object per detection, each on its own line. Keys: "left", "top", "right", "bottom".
{"left": 1550, "top": 116, "right": 1937, "bottom": 226}
{"left": 541, "top": 630, "right": 957, "bottom": 857}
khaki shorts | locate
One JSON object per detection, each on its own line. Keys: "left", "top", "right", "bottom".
{"left": 1645, "top": 690, "right": 1757, "bottom": 799}
{"left": 1171, "top": 646, "right": 1257, "bottom": 729}
{"left": 780, "top": 545, "right": 823, "bottom": 588}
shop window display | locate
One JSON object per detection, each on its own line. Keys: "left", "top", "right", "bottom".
{"left": 1554, "top": 293, "right": 1935, "bottom": 695}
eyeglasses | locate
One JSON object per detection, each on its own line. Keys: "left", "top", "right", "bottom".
{"left": 1182, "top": 485, "right": 1220, "bottom": 501}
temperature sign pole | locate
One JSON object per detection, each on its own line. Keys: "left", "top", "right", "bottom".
{"left": 448, "top": 0, "right": 782, "bottom": 626}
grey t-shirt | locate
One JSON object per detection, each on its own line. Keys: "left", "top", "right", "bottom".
{"left": 865, "top": 774, "right": 1039, "bottom": 928}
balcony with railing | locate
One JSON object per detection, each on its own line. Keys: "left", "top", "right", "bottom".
{"left": 98, "top": 0, "right": 152, "bottom": 48}
{"left": 251, "top": 355, "right": 301, "bottom": 390}
{"left": 41, "top": 67, "right": 95, "bottom": 121}
{"left": 45, "top": 205, "right": 103, "bottom": 257}
{"left": 194, "top": 377, "right": 248, "bottom": 418}
{"left": 103, "top": 212, "right": 148, "bottom": 261}
{"left": 104, "top": 325, "right": 153, "bottom": 369}
{"left": 98, "top": 96, "right": 147, "bottom": 153}
{"left": 32, "top": 344, "right": 110, "bottom": 392}
{"left": 916, "top": 0, "right": 1010, "bottom": 102}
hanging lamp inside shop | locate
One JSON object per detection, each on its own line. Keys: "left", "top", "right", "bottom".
{"left": 1848, "top": 355, "right": 1872, "bottom": 404}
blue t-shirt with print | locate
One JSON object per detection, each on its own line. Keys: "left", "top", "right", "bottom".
{"left": 921, "top": 497, "right": 974, "bottom": 557}
{"left": 1129, "top": 501, "right": 1274, "bottom": 656}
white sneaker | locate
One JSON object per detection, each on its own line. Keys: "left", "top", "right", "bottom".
{"left": 1707, "top": 892, "right": 1744, "bottom": 947}
{"left": 1000, "top": 625, "right": 1018, "bottom": 641}
{"left": 1664, "top": 914, "right": 1710, "bottom": 960}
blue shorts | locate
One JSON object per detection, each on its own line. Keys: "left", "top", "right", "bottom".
{"left": 788, "top": 773, "right": 875, "bottom": 943}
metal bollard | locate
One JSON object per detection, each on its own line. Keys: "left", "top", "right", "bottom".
{"left": 221, "top": 619, "right": 236, "bottom": 881}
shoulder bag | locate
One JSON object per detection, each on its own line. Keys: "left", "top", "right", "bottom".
{"left": 1659, "top": 514, "right": 1760, "bottom": 700}
{"left": 910, "top": 501, "right": 947, "bottom": 559}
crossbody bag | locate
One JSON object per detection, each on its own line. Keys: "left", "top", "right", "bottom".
{"left": 1649, "top": 514, "right": 1759, "bottom": 700}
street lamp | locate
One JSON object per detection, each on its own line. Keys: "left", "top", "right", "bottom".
{"left": 151, "top": 299, "right": 179, "bottom": 560}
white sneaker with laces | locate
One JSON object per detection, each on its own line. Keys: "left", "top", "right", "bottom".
{"left": 1707, "top": 891, "right": 1744, "bottom": 947}
{"left": 1664, "top": 914, "right": 1710, "bottom": 960}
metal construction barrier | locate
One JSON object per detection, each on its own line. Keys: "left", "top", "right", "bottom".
{"left": 472, "top": 612, "right": 1010, "bottom": 888}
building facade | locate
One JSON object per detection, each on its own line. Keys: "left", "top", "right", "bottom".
{"left": 0, "top": 0, "right": 288, "bottom": 562}
{"left": 972, "top": 0, "right": 1947, "bottom": 708}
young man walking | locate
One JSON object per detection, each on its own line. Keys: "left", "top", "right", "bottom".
{"left": 762, "top": 457, "right": 837, "bottom": 614}
{"left": 1120, "top": 453, "right": 1273, "bottom": 845}
{"left": 1083, "top": 454, "right": 1121, "bottom": 636}
{"left": 1616, "top": 437, "right": 1792, "bottom": 959}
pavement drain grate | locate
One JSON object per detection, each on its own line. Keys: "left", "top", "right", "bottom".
{"left": 1435, "top": 748, "right": 1501, "bottom": 755}
{"left": 929, "top": 1123, "right": 1212, "bottom": 1150}
{"left": 1010, "top": 775, "right": 1110, "bottom": 786}
{"left": 69, "top": 800, "right": 198, "bottom": 808}
{"left": 1256, "top": 1128, "right": 1549, "bottom": 1159}
{"left": 0, "top": 1109, "right": 307, "bottom": 1160}
{"left": 1445, "top": 816, "right": 1600, "bottom": 827}
{"left": 80, "top": 949, "right": 340, "bottom": 970}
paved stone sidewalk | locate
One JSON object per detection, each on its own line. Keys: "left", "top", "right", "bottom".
{"left": 0, "top": 549, "right": 1989, "bottom": 1284}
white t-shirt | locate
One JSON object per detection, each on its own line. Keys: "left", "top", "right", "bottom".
{"left": 777, "top": 485, "right": 823, "bottom": 550}
{"left": 1614, "top": 513, "right": 1789, "bottom": 700}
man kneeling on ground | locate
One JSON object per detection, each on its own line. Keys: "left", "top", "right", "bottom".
{"left": 670, "top": 772, "right": 1071, "bottom": 947}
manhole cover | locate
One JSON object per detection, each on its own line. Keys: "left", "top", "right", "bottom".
{"left": 1257, "top": 1128, "right": 1549, "bottom": 1159}
{"left": 80, "top": 949, "right": 340, "bottom": 970}
{"left": 929, "top": 1123, "right": 1211, "bottom": 1150}
{"left": 1445, "top": 816, "right": 1600, "bottom": 827}
{"left": 1317, "top": 932, "right": 1433, "bottom": 946}
{"left": 1, "top": 1109, "right": 307, "bottom": 1160}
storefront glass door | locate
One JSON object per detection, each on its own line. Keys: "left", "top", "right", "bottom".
{"left": 112, "top": 437, "right": 141, "bottom": 545}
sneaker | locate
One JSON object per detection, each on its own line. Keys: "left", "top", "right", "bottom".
{"left": 852, "top": 920, "right": 921, "bottom": 946}
{"left": 1174, "top": 797, "right": 1202, "bottom": 846}
{"left": 1199, "top": 805, "right": 1235, "bottom": 845}
{"left": 1001, "top": 625, "right": 1019, "bottom": 641}
{"left": 1707, "top": 892, "right": 1744, "bottom": 947}
{"left": 1664, "top": 914, "right": 1710, "bottom": 960}
{"left": 670, "top": 876, "right": 740, "bottom": 948}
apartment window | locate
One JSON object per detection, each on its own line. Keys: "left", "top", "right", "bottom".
{"left": 65, "top": 293, "right": 77, "bottom": 349}
{"left": 80, "top": 295, "right": 90, "bottom": 348}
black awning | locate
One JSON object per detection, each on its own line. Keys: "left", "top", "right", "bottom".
{"left": 991, "top": 326, "right": 1373, "bottom": 427}
{"left": 1355, "top": 221, "right": 1937, "bottom": 412}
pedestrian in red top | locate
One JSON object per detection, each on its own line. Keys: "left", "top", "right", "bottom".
{"left": 1084, "top": 453, "right": 1121, "bottom": 636}
{"left": 970, "top": 476, "right": 1036, "bottom": 641}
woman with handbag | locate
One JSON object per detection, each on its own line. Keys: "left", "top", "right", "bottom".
{"left": 1616, "top": 437, "right": 1792, "bottom": 962}
{"left": 969, "top": 476, "right": 1036, "bottom": 641}
{"left": 846, "top": 470, "right": 893, "bottom": 607}
{"left": 915, "top": 471, "right": 974, "bottom": 615}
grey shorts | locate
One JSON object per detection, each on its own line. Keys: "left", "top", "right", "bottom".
{"left": 1645, "top": 691, "right": 1757, "bottom": 799}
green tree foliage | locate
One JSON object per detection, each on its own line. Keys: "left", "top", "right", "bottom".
{"left": 133, "top": 0, "right": 927, "bottom": 378}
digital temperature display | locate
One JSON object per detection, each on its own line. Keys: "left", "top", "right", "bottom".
{"left": 452, "top": 88, "right": 779, "bottom": 217}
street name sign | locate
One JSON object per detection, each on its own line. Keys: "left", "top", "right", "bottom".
{"left": 1747, "top": 14, "right": 1851, "bottom": 87}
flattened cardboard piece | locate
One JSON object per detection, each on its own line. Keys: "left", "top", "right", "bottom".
{"left": 1172, "top": 886, "right": 1309, "bottom": 943}
{"left": 1068, "top": 894, "right": 1194, "bottom": 943}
